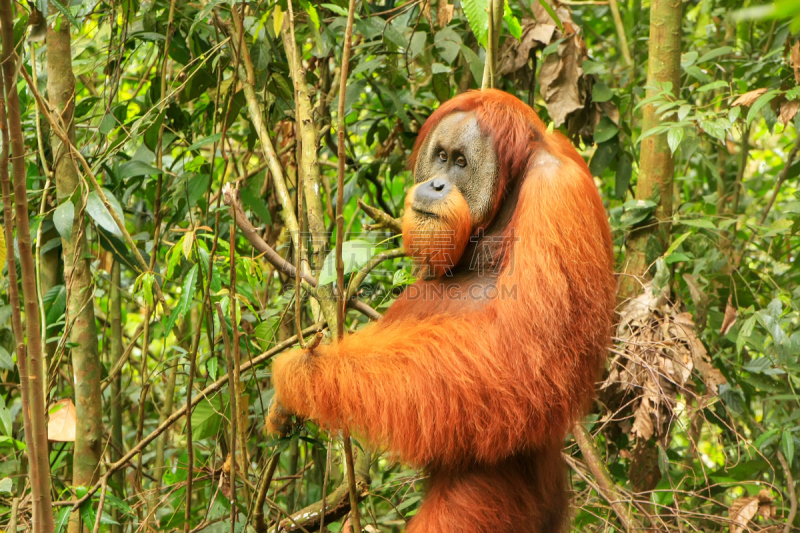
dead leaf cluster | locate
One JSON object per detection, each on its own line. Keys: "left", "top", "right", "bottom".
{"left": 729, "top": 489, "right": 776, "bottom": 533}
{"left": 496, "top": 0, "right": 615, "bottom": 141}
{"left": 602, "top": 283, "right": 726, "bottom": 445}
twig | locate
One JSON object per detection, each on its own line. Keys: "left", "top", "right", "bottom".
{"left": 346, "top": 248, "right": 407, "bottom": 301}
{"left": 777, "top": 451, "right": 797, "bottom": 533}
{"left": 215, "top": 301, "right": 239, "bottom": 531}
{"left": 357, "top": 199, "right": 402, "bottom": 233}
{"left": 337, "top": 0, "right": 362, "bottom": 527}
{"left": 572, "top": 423, "right": 644, "bottom": 531}
{"left": 608, "top": 0, "right": 632, "bottom": 66}
{"left": 254, "top": 453, "right": 281, "bottom": 532}
{"left": 759, "top": 135, "right": 800, "bottom": 226}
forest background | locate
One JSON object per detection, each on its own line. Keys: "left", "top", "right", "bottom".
{"left": 0, "top": 0, "right": 799, "bottom": 530}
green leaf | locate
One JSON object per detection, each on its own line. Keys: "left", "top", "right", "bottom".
{"left": 53, "top": 200, "right": 74, "bottom": 242}
{"left": 318, "top": 240, "right": 375, "bottom": 285}
{"left": 163, "top": 263, "right": 199, "bottom": 336}
{"left": 322, "top": 3, "right": 353, "bottom": 17}
{"left": 462, "top": 0, "right": 489, "bottom": 47}
{"left": 56, "top": 507, "right": 71, "bottom": 533}
{"left": 699, "top": 119, "right": 727, "bottom": 141}
{"left": 459, "top": 44, "right": 485, "bottom": 84}
{"left": 679, "top": 218, "right": 716, "bottom": 229}
{"left": 0, "top": 397, "right": 11, "bottom": 437}
{"left": 782, "top": 429, "right": 795, "bottom": 468}
{"left": 186, "top": 132, "right": 222, "bottom": 152}
{"left": 297, "top": 0, "right": 320, "bottom": 29}
{"left": 746, "top": 90, "right": 780, "bottom": 126}
{"left": 191, "top": 395, "right": 223, "bottom": 440}
{"left": 619, "top": 200, "right": 657, "bottom": 229}
{"left": 50, "top": 0, "right": 81, "bottom": 29}
{"left": 664, "top": 232, "right": 691, "bottom": 258}
{"left": 86, "top": 191, "right": 124, "bottom": 238}
{"left": 667, "top": 127, "right": 684, "bottom": 154}
{"left": 44, "top": 284, "right": 67, "bottom": 326}
{"left": 117, "top": 160, "right": 162, "bottom": 180}
{"left": 696, "top": 46, "right": 733, "bottom": 64}
{"left": 594, "top": 117, "right": 619, "bottom": 144}
{"left": 743, "top": 357, "right": 772, "bottom": 374}
{"left": 696, "top": 80, "right": 728, "bottom": 92}
{"left": 503, "top": 0, "right": 522, "bottom": 40}
{"left": 592, "top": 82, "right": 613, "bottom": 103}
{"left": 241, "top": 189, "right": 273, "bottom": 225}
{"left": 615, "top": 153, "right": 632, "bottom": 199}
{"left": 0, "top": 346, "right": 13, "bottom": 371}
{"left": 206, "top": 356, "right": 218, "bottom": 381}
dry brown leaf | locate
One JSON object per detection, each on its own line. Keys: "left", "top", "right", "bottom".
{"left": 539, "top": 34, "right": 587, "bottom": 127}
{"left": 730, "top": 496, "right": 760, "bottom": 533}
{"left": 47, "top": 399, "right": 76, "bottom": 442}
{"left": 780, "top": 99, "right": 799, "bottom": 126}
{"left": 422, "top": 0, "right": 433, "bottom": 29}
{"left": 730, "top": 489, "right": 774, "bottom": 533}
{"left": 720, "top": 301, "right": 738, "bottom": 335}
{"left": 732, "top": 88, "right": 768, "bottom": 108}
{"left": 631, "top": 381, "right": 658, "bottom": 440}
{"left": 791, "top": 40, "right": 800, "bottom": 84}
{"left": 436, "top": 0, "right": 453, "bottom": 27}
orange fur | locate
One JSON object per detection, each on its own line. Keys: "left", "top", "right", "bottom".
{"left": 402, "top": 183, "right": 472, "bottom": 278}
{"left": 269, "top": 90, "right": 615, "bottom": 532}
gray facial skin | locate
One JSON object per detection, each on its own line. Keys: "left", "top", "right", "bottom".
{"left": 413, "top": 111, "right": 500, "bottom": 226}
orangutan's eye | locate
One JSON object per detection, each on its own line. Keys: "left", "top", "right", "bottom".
{"left": 438, "top": 150, "right": 447, "bottom": 162}
{"left": 456, "top": 156, "right": 467, "bottom": 167}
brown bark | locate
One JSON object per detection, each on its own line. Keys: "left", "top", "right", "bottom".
{"left": 46, "top": 18, "right": 103, "bottom": 533}
{"left": 0, "top": 0, "right": 55, "bottom": 528}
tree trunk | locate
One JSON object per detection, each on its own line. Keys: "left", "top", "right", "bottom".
{"left": 619, "top": 0, "right": 682, "bottom": 299}
{"left": 109, "top": 261, "right": 124, "bottom": 533}
{"left": 0, "top": 0, "right": 55, "bottom": 529}
{"left": 46, "top": 19, "right": 103, "bottom": 533}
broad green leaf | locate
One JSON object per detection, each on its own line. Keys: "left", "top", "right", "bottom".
{"left": 206, "top": 356, "right": 218, "bottom": 381}
{"left": 696, "top": 80, "right": 728, "bottom": 92}
{"left": 459, "top": 44, "right": 485, "bottom": 84}
{"left": 117, "top": 160, "right": 161, "bottom": 180}
{"left": 191, "top": 395, "right": 223, "bottom": 440}
{"left": 86, "top": 191, "right": 123, "bottom": 237}
{"left": 667, "top": 127, "right": 684, "bottom": 154}
{"left": 664, "top": 232, "right": 691, "bottom": 258}
{"left": 594, "top": 117, "right": 619, "bottom": 144}
{"left": 503, "top": 0, "right": 522, "bottom": 40}
{"left": 163, "top": 263, "right": 199, "bottom": 336}
{"left": 53, "top": 200, "right": 74, "bottom": 242}
{"left": 462, "top": 0, "right": 489, "bottom": 47}
{"left": 783, "top": 429, "right": 795, "bottom": 468}
{"left": 592, "top": 82, "right": 613, "bottom": 103}
{"left": 696, "top": 46, "right": 733, "bottom": 64}
{"left": 186, "top": 132, "right": 222, "bottom": 152}
{"left": 679, "top": 218, "right": 716, "bottom": 229}
{"left": 746, "top": 90, "right": 780, "bottom": 126}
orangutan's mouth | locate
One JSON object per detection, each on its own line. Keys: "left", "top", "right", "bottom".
{"left": 413, "top": 207, "right": 439, "bottom": 218}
